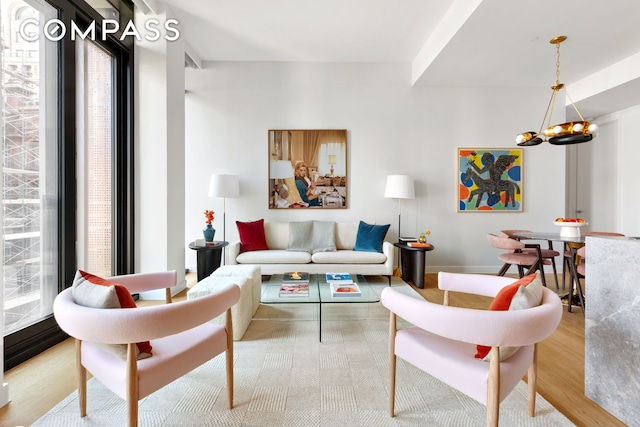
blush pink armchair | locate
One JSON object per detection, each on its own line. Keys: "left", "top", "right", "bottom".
{"left": 53, "top": 271, "right": 241, "bottom": 427}
{"left": 381, "top": 272, "right": 562, "bottom": 427}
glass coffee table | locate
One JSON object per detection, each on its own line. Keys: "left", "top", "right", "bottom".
{"left": 261, "top": 273, "right": 381, "bottom": 341}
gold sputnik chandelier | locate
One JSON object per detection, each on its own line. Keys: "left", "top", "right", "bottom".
{"left": 516, "top": 36, "right": 598, "bottom": 146}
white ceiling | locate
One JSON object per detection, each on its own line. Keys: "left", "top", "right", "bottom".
{"left": 158, "top": 0, "right": 640, "bottom": 118}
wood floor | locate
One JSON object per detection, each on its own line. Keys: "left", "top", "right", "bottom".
{"left": 0, "top": 273, "right": 626, "bottom": 427}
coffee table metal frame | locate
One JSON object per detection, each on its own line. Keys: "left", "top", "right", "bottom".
{"left": 261, "top": 273, "right": 380, "bottom": 341}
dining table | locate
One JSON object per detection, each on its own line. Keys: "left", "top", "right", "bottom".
{"left": 511, "top": 231, "right": 586, "bottom": 244}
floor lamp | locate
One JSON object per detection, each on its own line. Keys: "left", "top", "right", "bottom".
{"left": 384, "top": 175, "right": 415, "bottom": 274}
{"left": 208, "top": 174, "right": 240, "bottom": 264}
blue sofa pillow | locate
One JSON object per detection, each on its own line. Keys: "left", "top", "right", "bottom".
{"left": 353, "top": 221, "right": 390, "bottom": 253}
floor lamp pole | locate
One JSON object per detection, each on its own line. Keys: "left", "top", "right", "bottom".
{"left": 221, "top": 196, "right": 227, "bottom": 265}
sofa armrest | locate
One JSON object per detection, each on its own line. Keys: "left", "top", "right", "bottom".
{"left": 228, "top": 241, "right": 241, "bottom": 265}
{"left": 382, "top": 241, "right": 395, "bottom": 275}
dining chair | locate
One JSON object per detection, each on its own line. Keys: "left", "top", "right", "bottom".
{"left": 53, "top": 271, "right": 241, "bottom": 427}
{"left": 381, "top": 272, "right": 563, "bottom": 427}
{"left": 500, "top": 230, "right": 560, "bottom": 288}
{"left": 561, "top": 231, "right": 624, "bottom": 290}
{"left": 487, "top": 233, "right": 549, "bottom": 287}
{"left": 568, "top": 245, "right": 586, "bottom": 314}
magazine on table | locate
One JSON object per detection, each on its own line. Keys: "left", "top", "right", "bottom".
{"left": 279, "top": 282, "right": 310, "bottom": 297}
{"left": 407, "top": 242, "right": 431, "bottom": 248}
{"left": 325, "top": 272, "right": 353, "bottom": 284}
{"left": 330, "top": 282, "right": 361, "bottom": 297}
{"left": 283, "top": 271, "right": 309, "bottom": 283}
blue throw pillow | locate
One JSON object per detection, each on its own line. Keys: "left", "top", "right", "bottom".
{"left": 353, "top": 221, "right": 390, "bottom": 253}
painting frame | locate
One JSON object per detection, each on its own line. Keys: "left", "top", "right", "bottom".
{"left": 457, "top": 148, "right": 523, "bottom": 212}
{"left": 268, "top": 129, "right": 348, "bottom": 209}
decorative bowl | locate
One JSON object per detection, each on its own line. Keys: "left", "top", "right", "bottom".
{"left": 554, "top": 221, "right": 588, "bottom": 238}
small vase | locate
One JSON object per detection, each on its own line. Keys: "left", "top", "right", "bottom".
{"left": 418, "top": 233, "right": 427, "bottom": 243}
{"left": 203, "top": 224, "right": 215, "bottom": 242}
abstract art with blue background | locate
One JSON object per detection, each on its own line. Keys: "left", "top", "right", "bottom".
{"left": 457, "top": 148, "right": 523, "bottom": 212}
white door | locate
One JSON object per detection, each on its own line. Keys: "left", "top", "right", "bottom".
{"left": 571, "top": 120, "right": 619, "bottom": 231}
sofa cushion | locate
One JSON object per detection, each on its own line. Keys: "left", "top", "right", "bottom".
{"left": 287, "top": 220, "right": 313, "bottom": 252}
{"left": 288, "top": 220, "right": 337, "bottom": 253}
{"left": 475, "top": 273, "right": 543, "bottom": 361}
{"left": 311, "top": 220, "right": 337, "bottom": 253}
{"left": 236, "top": 249, "right": 312, "bottom": 264}
{"left": 353, "top": 221, "right": 390, "bottom": 253}
{"left": 237, "top": 219, "right": 268, "bottom": 253}
{"left": 72, "top": 270, "right": 152, "bottom": 360}
{"left": 335, "top": 223, "right": 358, "bottom": 250}
{"left": 311, "top": 249, "right": 387, "bottom": 264}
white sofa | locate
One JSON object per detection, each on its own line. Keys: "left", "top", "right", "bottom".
{"left": 228, "top": 222, "right": 394, "bottom": 282}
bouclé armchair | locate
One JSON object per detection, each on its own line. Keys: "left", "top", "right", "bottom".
{"left": 53, "top": 271, "right": 241, "bottom": 427}
{"left": 381, "top": 272, "right": 562, "bottom": 427}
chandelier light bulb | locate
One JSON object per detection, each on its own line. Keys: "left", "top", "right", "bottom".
{"left": 572, "top": 123, "right": 584, "bottom": 132}
{"left": 553, "top": 125, "right": 563, "bottom": 134}
{"left": 588, "top": 123, "right": 598, "bottom": 132}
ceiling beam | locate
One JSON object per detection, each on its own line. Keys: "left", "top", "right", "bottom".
{"left": 131, "top": 0, "right": 158, "bottom": 15}
{"left": 410, "top": 0, "right": 484, "bottom": 86}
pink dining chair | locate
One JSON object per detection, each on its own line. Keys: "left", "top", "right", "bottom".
{"left": 561, "top": 231, "right": 624, "bottom": 290}
{"left": 53, "top": 271, "right": 241, "bottom": 427}
{"left": 487, "top": 233, "right": 550, "bottom": 287}
{"left": 500, "top": 229, "right": 560, "bottom": 288}
{"left": 381, "top": 272, "right": 562, "bottom": 427}
{"left": 568, "top": 245, "right": 587, "bottom": 314}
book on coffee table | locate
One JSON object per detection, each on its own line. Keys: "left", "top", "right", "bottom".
{"left": 326, "top": 272, "right": 352, "bottom": 284}
{"left": 279, "top": 282, "right": 310, "bottom": 297}
{"left": 283, "top": 271, "right": 309, "bottom": 283}
{"left": 330, "top": 282, "right": 361, "bottom": 297}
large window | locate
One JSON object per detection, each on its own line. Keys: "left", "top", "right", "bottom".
{"left": 76, "top": 38, "right": 115, "bottom": 277}
{"left": 2, "top": 0, "right": 134, "bottom": 369}
{"left": 2, "top": 0, "right": 59, "bottom": 336}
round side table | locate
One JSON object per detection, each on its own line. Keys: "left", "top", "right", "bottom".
{"left": 188, "top": 241, "right": 229, "bottom": 281}
{"left": 393, "top": 242, "right": 435, "bottom": 289}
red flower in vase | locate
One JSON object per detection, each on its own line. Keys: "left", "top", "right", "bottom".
{"left": 204, "top": 210, "right": 215, "bottom": 225}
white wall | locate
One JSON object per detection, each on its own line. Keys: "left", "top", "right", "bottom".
{"left": 184, "top": 61, "right": 566, "bottom": 273}
{"left": 135, "top": 7, "right": 187, "bottom": 297}
{"left": 612, "top": 105, "right": 640, "bottom": 236}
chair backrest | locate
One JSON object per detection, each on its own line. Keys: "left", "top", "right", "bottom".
{"left": 54, "top": 284, "right": 240, "bottom": 344}
{"left": 577, "top": 245, "right": 586, "bottom": 258}
{"left": 487, "top": 233, "right": 525, "bottom": 251}
{"left": 500, "top": 229, "right": 530, "bottom": 239}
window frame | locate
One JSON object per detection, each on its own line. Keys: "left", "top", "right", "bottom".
{"left": 3, "top": 0, "right": 135, "bottom": 370}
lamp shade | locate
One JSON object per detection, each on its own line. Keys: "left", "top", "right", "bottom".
{"left": 270, "top": 160, "right": 293, "bottom": 179}
{"left": 208, "top": 174, "right": 240, "bottom": 198}
{"left": 328, "top": 154, "right": 337, "bottom": 165}
{"left": 384, "top": 175, "right": 415, "bottom": 199}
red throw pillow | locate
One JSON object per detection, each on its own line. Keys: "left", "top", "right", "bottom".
{"left": 474, "top": 273, "right": 537, "bottom": 359}
{"left": 72, "top": 270, "right": 152, "bottom": 359}
{"left": 236, "top": 219, "right": 268, "bottom": 253}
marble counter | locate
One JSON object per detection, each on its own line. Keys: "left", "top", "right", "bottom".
{"left": 585, "top": 236, "right": 640, "bottom": 426}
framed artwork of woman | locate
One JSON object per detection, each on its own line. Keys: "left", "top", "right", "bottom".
{"left": 268, "top": 129, "right": 347, "bottom": 209}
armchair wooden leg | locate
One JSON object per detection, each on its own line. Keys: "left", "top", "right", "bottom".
{"left": 126, "top": 343, "right": 139, "bottom": 427}
{"left": 388, "top": 311, "right": 397, "bottom": 417}
{"left": 226, "top": 308, "right": 234, "bottom": 409}
{"left": 76, "top": 339, "right": 87, "bottom": 418}
{"left": 528, "top": 344, "right": 538, "bottom": 417}
{"left": 487, "top": 347, "right": 500, "bottom": 427}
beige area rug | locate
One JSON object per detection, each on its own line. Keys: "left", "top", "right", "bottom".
{"left": 34, "top": 279, "right": 575, "bottom": 426}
